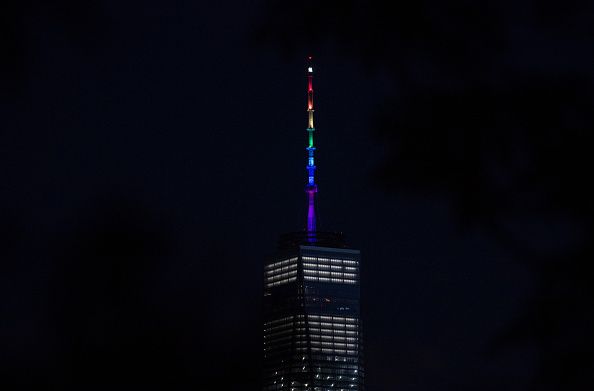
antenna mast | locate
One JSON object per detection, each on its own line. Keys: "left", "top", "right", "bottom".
{"left": 305, "top": 57, "right": 317, "bottom": 237}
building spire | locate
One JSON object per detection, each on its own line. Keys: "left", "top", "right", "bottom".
{"left": 305, "top": 57, "right": 317, "bottom": 236}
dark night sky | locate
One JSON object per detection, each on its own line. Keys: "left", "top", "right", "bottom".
{"left": 2, "top": 1, "right": 593, "bottom": 390}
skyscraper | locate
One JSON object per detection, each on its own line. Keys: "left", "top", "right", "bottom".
{"left": 262, "top": 59, "right": 364, "bottom": 391}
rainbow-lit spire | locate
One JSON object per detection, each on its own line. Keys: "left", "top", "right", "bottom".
{"left": 305, "top": 57, "right": 317, "bottom": 235}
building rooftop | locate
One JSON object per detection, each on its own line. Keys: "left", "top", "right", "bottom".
{"left": 277, "top": 231, "right": 349, "bottom": 251}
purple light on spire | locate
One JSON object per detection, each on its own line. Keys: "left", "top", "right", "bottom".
{"left": 307, "top": 187, "right": 317, "bottom": 233}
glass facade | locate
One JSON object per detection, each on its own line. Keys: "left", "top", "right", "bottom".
{"left": 263, "top": 238, "right": 364, "bottom": 391}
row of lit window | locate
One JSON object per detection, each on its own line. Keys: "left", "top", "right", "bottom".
{"left": 315, "top": 328, "right": 358, "bottom": 335}
{"left": 311, "top": 347, "right": 358, "bottom": 356}
{"left": 268, "top": 339, "right": 358, "bottom": 347}
{"left": 264, "top": 315, "right": 358, "bottom": 332}
{"left": 303, "top": 270, "right": 357, "bottom": 279}
{"left": 265, "top": 270, "right": 298, "bottom": 283}
{"left": 265, "top": 262, "right": 298, "bottom": 276}
{"left": 302, "top": 256, "right": 358, "bottom": 266}
{"left": 265, "top": 337, "right": 360, "bottom": 350}
{"left": 264, "top": 317, "right": 308, "bottom": 332}
{"left": 308, "top": 315, "right": 356, "bottom": 322}
{"left": 264, "top": 328, "right": 306, "bottom": 337}
{"left": 310, "top": 323, "right": 358, "bottom": 329}
{"left": 310, "top": 330, "right": 358, "bottom": 337}
{"left": 263, "top": 327, "right": 297, "bottom": 338}
{"left": 265, "top": 333, "right": 359, "bottom": 345}
{"left": 265, "top": 373, "right": 361, "bottom": 379}
{"left": 275, "top": 327, "right": 357, "bottom": 336}
{"left": 265, "top": 332, "right": 359, "bottom": 343}
{"left": 264, "top": 386, "right": 360, "bottom": 389}
{"left": 264, "top": 331, "right": 326, "bottom": 343}
{"left": 264, "top": 330, "right": 322, "bottom": 341}
{"left": 266, "top": 276, "right": 297, "bottom": 288}
{"left": 264, "top": 314, "right": 305, "bottom": 327}
{"left": 264, "top": 333, "right": 294, "bottom": 343}
{"left": 308, "top": 321, "right": 358, "bottom": 328}
{"left": 265, "top": 257, "right": 298, "bottom": 270}
{"left": 264, "top": 330, "right": 292, "bottom": 341}
{"left": 266, "top": 373, "right": 360, "bottom": 381}
{"left": 310, "top": 336, "right": 358, "bottom": 343}
{"left": 268, "top": 366, "right": 360, "bottom": 374}
{"left": 264, "top": 325, "right": 300, "bottom": 336}
{"left": 264, "top": 363, "right": 360, "bottom": 373}
{"left": 310, "top": 341, "right": 358, "bottom": 349}
{"left": 264, "top": 322, "right": 309, "bottom": 335}
{"left": 304, "top": 276, "right": 357, "bottom": 284}
{"left": 264, "top": 386, "right": 358, "bottom": 391}
{"left": 292, "top": 348, "right": 361, "bottom": 362}
{"left": 302, "top": 263, "right": 358, "bottom": 272}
